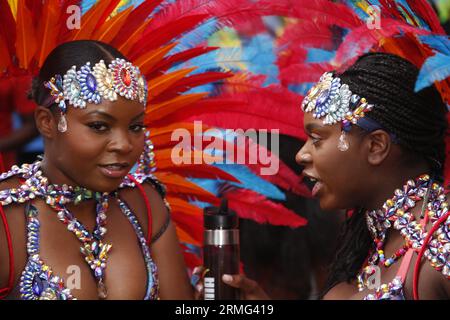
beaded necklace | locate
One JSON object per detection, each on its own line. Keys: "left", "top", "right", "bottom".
{"left": 0, "top": 161, "right": 155, "bottom": 299}
{"left": 3, "top": 161, "right": 113, "bottom": 298}
{"left": 358, "top": 174, "right": 449, "bottom": 293}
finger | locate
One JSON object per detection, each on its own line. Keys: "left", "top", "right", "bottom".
{"left": 194, "top": 282, "right": 204, "bottom": 300}
{"left": 192, "top": 266, "right": 204, "bottom": 276}
{"left": 222, "top": 274, "right": 258, "bottom": 292}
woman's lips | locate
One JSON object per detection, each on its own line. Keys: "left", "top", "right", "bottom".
{"left": 98, "top": 164, "right": 130, "bottom": 179}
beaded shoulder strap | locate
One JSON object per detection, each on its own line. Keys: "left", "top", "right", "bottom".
{"left": 120, "top": 173, "right": 171, "bottom": 245}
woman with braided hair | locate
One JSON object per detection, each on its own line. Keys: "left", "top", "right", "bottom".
{"left": 195, "top": 52, "right": 450, "bottom": 300}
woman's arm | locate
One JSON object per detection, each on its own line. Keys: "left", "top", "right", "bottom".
{"left": 0, "top": 180, "right": 28, "bottom": 299}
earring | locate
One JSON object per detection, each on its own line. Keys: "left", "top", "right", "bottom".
{"left": 337, "top": 131, "right": 349, "bottom": 151}
{"left": 58, "top": 112, "right": 67, "bottom": 132}
{"left": 137, "top": 130, "right": 156, "bottom": 174}
{"left": 56, "top": 99, "right": 68, "bottom": 133}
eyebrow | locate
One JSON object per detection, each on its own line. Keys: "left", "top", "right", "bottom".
{"left": 305, "top": 123, "right": 324, "bottom": 133}
{"left": 85, "top": 111, "right": 145, "bottom": 122}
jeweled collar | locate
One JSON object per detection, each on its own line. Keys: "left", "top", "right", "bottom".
{"left": 0, "top": 161, "right": 108, "bottom": 206}
{"left": 0, "top": 160, "right": 150, "bottom": 207}
{"left": 365, "top": 174, "right": 431, "bottom": 240}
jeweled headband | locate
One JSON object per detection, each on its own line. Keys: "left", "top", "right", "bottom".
{"left": 43, "top": 58, "right": 147, "bottom": 132}
{"left": 301, "top": 72, "right": 396, "bottom": 151}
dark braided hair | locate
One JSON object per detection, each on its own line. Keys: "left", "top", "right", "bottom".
{"left": 322, "top": 52, "right": 448, "bottom": 296}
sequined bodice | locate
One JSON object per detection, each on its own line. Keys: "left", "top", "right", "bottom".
{"left": 0, "top": 162, "right": 161, "bottom": 300}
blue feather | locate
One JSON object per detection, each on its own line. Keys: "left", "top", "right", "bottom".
{"left": 306, "top": 48, "right": 336, "bottom": 63}
{"left": 184, "top": 128, "right": 286, "bottom": 201}
{"left": 415, "top": 52, "right": 450, "bottom": 92}
{"left": 81, "top": 0, "right": 97, "bottom": 14}
{"left": 172, "top": 18, "right": 220, "bottom": 53}
{"left": 419, "top": 35, "right": 450, "bottom": 55}
{"left": 241, "top": 34, "right": 279, "bottom": 86}
{"left": 189, "top": 163, "right": 286, "bottom": 201}
{"left": 288, "top": 83, "right": 315, "bottom": 96}
{"left": 189, "top": 199, "right": 214, "bottom": 209}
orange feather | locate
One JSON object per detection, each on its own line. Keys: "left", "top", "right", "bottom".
{"left": 117, "top": 19, "right": 152, "bottom": 55}
{"left": 166, "top": 197, "right": 203, "bottom": 216}
{"left": 92, "top": 6, "right": 133, "bottom": 43}
{"left": 15, "top": 0, "right": 37, "bottom": 69}
{"left": 37, "top": 0, "right": 62, "bottom": 67}
{"left": 148, "top": 67, "right": 196, "bottom": 99}
{"left": 146, "top": 93, "right": 207, "bottom": 121}
{"left": 156, "top": 172, "right": 220, "bottom": 205}
{"left": 135, "top": 42, "right": 178, "bottom": 75}
{"left": 69, "top": 0, "right": 120, "bottom": 41}
{"left": 175, "top": 226, "right": 201, "bottom": 247}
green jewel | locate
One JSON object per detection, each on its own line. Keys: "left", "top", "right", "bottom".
{"left": 74, "top": 194, "right": 83, "bottom": 205}
{"left": 85, "top": 190, "right": 93, "bottom": 199}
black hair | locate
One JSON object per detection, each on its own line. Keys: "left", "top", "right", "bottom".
{"left": 30, "top": 40, "right": 127, "bottom": 108}
{"left": 322, "top": 52, "right": 448, "bottom": 297}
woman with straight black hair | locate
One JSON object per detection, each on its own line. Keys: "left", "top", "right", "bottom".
{"left": 0, "top": 40, "right": 193, "bottom": 300}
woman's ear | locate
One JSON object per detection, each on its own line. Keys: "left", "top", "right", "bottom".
{"left": 365, "top": 129, "right": 392, "bottom": 165}
{"left": 34, "top": 106, "right": 56, "bottom": 139}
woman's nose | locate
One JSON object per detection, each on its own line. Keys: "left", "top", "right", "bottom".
{"left": 295, "top": 148, "right": 312, "bottom": 165}
{"left": 108, "top": 130, "right": 133, "bottom": 154}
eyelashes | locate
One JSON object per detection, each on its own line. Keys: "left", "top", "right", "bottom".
{"left": 307, "top": 133, "right": 322, "bottom": 146}
{"left": 87, "top": 121, "right": 109, "bottom": 132}
{"left": 87, "top": 122, "right": 147, "bottom": 133}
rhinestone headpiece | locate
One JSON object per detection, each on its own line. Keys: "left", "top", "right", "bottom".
{"left": 44, "top": 58, "right": 148, "bottom": 111}
{"left": 301, "top": 72, "right": 374, "bottom": 132}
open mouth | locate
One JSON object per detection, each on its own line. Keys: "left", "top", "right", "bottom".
{"left": 98, "top": 163, "right": 130, "bottom": 179}
{"left": 303, "top": 172, "right": 323, "bottom": 197}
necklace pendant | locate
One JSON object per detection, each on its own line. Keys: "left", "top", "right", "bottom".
{"left": 97, "top": 279, "right": 108, "bottom": 299}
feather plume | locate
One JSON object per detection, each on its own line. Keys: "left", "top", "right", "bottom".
{"left": 225, "top": 189, "right": 307, "bottom": 227}
{"left": 15, "top": 0, "right": 37, "bottom": 69}
{"left": 92, "top": 6, "right": 133, "bottom": 42}
{"left": 37, "top": 0, "right": 63, "bottom": 67}
{"left": 111, "top": 0, "right": 163, "bottom": 46}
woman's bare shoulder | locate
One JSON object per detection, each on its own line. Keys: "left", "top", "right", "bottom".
{"left": 119, "top": 174, "right": 170, "bottom": 243}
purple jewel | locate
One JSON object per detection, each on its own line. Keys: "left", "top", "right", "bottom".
{"left": 86, "top": 74, "right": 97, "bottom": 92}
{"left": 94, "top": 267, "right": 103, "bottom": 278}
{"left": 96, "top": 216, "right": 103, "bottom": 226}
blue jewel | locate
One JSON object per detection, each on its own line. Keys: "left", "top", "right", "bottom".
{"left": 32, "top": 274, "right": 44, "bottom": 296}
{"left": 55, "top": 75, "right": 64, "bottom": 91}
{"left": 58, "top": 100, "right": 67, "bottom": 113}
{"left": 86, "top": 74, "right": 97, "bottom": 92}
